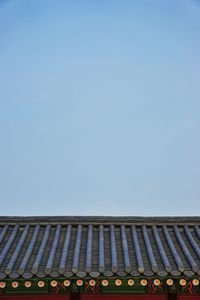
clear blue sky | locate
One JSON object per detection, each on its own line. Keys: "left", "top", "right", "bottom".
{"left": 0, "top": 0, "right": 200, "bottom": 216}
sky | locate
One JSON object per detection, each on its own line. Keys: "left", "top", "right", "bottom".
{"left": 0, "top": 0, "right": 200, "bottom": 216}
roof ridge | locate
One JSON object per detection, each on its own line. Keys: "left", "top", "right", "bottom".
{"left": 0, "top": 216, "right": 200, "bottom": 225}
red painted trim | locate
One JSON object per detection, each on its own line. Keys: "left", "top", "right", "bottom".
{"left": 179, "top": 297, "right": 200, "bottom": 300}
{"left": 82, "top": 295, "right": 166, "bottom": 300}
{"left": 0, "top": 296, "right": 68, "bottom": 300}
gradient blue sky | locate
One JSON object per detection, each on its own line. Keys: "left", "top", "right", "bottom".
{"left": 0, "top": 0, "right": 200, "bottom": 216}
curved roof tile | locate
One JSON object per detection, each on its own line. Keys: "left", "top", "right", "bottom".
{"left": 0, "top": 216, "right": 199, "bottom": 278}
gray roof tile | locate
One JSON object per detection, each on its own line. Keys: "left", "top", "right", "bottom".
{"left": 0, "top": 216, "right": 199, "bottom": 279}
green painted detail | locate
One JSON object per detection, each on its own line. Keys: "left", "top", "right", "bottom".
{"left": 101, "top": 280, "right": 145, "bottom": 294}
{"left": 5, "top": 280, "right": 48, "bottom": 295}
{"left": 2, "top": 279, "right": 146, "bottom": 295}
{"left": 4, "top": 278, "right": 200, "bottom": 296}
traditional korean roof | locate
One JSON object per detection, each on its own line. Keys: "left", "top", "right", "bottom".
{"left": 0, "top": 216, "right": 200, "bottom": 279}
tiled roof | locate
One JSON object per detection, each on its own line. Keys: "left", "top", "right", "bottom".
{"left": 0, "top": 216, "right": 200, "bottom": 279}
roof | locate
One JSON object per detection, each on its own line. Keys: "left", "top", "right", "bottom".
{"left": 0, "top": 216, "right": 200, "bottom": 279}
